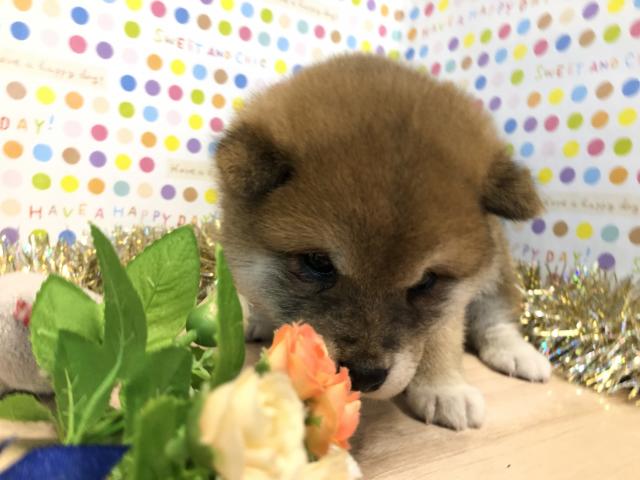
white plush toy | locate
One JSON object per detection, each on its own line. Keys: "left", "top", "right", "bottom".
{"left": 0, "top": 272, "right": 101, "bottom": 396}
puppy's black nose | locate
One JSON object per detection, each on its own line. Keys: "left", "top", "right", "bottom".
{"left": 340, "top": 363, "right": 388, "bottom": 393}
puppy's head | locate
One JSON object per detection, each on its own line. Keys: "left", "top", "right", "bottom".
{"left": 215, "top": 54, "right": 541, "bottom": 397}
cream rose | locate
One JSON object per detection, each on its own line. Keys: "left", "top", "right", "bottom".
{"left": 199, "top": 369, "right": 307, "bottom": 480}
{"left": 297, "top": 446, "right": 363, "bottom": 480}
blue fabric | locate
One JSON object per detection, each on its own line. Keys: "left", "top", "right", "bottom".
{"left": 0, "top": 443, "right": 128, "bottom": 480}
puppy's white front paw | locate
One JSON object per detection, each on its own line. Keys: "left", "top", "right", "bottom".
{"left": 405, "top": 382, "right": 485, "bottom": 430}
{"left": 480, "top": 338, "right": 551, "bottom": 382}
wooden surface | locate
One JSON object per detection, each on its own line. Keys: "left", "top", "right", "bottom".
{"left": 352, "top": 354, "right": 640, "bottom": 480}
{"left": 2, "top": 350, "right": 639, "bottom": 478}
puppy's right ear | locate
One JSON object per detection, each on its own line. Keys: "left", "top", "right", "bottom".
{"left": 215, "top": 124, "right": 293, "bottom": 202}
{"left": 481, "top": 155, "right": 543, "bottom": 221}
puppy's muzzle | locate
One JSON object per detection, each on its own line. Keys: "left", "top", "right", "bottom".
{"left": 340, "top": 362, "right": 388, "bottom": 393}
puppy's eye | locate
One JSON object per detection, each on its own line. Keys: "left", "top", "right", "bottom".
{"left": 407, "top": 272, "right": 438, "bottom": 301}
{"left": 300, "top": 252, "right": 335, "bottom": 278}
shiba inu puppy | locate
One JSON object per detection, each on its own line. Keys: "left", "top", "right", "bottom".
{"left": 214, "top": 54, "right": 551, "bottom": 430}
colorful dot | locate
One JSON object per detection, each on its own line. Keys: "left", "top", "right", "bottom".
{"left": 555, "top": 34, "right": 571, "bottom": 51}
{"left": 170, "top": 59, "right": 186, "bottom": 75}
{"left": 537, "top": 168, "right": 553, "bottom": 184}
{"left": 587, "top": 138, "right": 605, "bottom": 156}
{"left": 600, "top": 224, "right": 620, "bottom": 243}
{"left": 614, "top": 137, "right": 633, "bottom": 155}
{"left": 205, "top": 189, "right": 218, "bottom": 204}
{"left": 275, "top": 59, "right": 287, "bottom": 74}
{"left": 234, "top": 74, "right": 248, "bottom": 88}
{"left": 584, "top": 167, "right": 601, "bottom": 184}
{"left": 596, "top": 81, "right": 614, "bottom": 99}
{"left": 139, "top": 156, "right": 155, "bottom": 172}
{"left": 571, "top": 85, "right": 587, "bottom": 102}
{"left": 510, "top": 69, "right": 524, "bottom": 85}
{"left": 563, "top": 140, "right": 580, "bottom": 158}
{"left": 211, "top": 17, "right": 229, "bottom": 35}
{"left": 603, "top": 24, "right": 621, "bottom": 42}
{"left": 141, "top": 132, "right": 157, "bottom": 147}
{"left": 197, "top": 14, "right": 211, "bottom": 29}
{"left": 517, "top": 18, "right": 531, "bottom": 35}
{"left": 64, "top": 91, "right": 83, "bottom": 109}
{"left": 553, "top": 221, "right": 568, "bottom": 237}
{"left": 175, "top": 7, "right": 189, "bottom": 23}
{"left": 126, "top": 0, "right": 143, "bottom": 10}
{"left": 576, "top": 222, "right": 593, "bottom": 240}
{"left": 10, "top": 21, "right": 30, "bottom": 40}
{"left": 13, "top": 0, "right": 32, "bottom": 11}
{"left": 210, "top": 117, "right": 224, "bottom": 132}
{"left": 187, "top": 138, "right": 201, "bottom": 153}
{"left": 579, "top": 29, "right": 596, "bottom": 46}
{"left": 89, "top": 151, "right": 107, "bottom": 167}
{"left": 567, "top": 113, "right": 583, "bottom": 129}
{"left": 151, "top": 1, "right": 166, "bottom": 17}
{"left": 114, "top": 153, "right": 131, "bottom": 171}
{"left": 61, "top": 175, "right": 79, "bottom": 193}
{"left": 143, "top": 106, "right": 158, "bottom": 122}
{"left": 138, "top": 182, "right": 153, "bottom": 198}
{"left": 124, "top": 21, "right": 141, "bottom": 38}
{"left": 560, "top": 167, "right": 576, "bottom": 184}
{"left": 527, "top": 92, "right": 541, "bottom": 107}
{"left": 241, "top": 2, "right": 254, "bottom": 17}
{"left": 629, "top": 227, "right": 640, "bottom": 245}
{"left": 96, "top": 41, "right": 113, "bottom": 59}
{"left": 583, "top": 2, "right": 599, "bottom": 19}
{"left": 168, "top": 85, "right": 183, "bottom": 100}
{"left": 114, "top": 180, "right": 130, "bottom": 196}
{"left": 33, "top": 144, "right": 53, "bottom": 162}
{"left": 609, "top": 166, "right": 629, "bottom": 184}
{"left": 32, "top": 173, "right": 51, "bottom": 190}
{"left": 191, "top": 89, "right": 205, "bottom": 104}
{"left": 504, "top": 118, "right": 517, "bottom": 133}
{"left": 91, "top": 124, "right": 108, "bottom": 141}
{"left": 598, "top": 253, "right": 615, "bottom": 271}
{"left": 495, "top": 48, "right": 508, "bottom": 63}
{"left": 36, "top": 86, "right": 56, "bottom": 105}
{"left": 513, "top": 44, "right": 527, "bottom": 60}
{"left": 498, "top": 24, "right": 511, "bottom": 39}
{"left": 607, "top": 0, "right": 624, "bottom": 13}
{"left": 88, "top": 178, "right": 105, "bottom": 194}
{"left": 533, "top": 39, "right": 548, "bottom": 55}
{"left": 544, "top": 115, "right": 559, "bottom": 131}
{"left": 164, "top": 135, "right": 180, "bottom": 151}
{"left": 631, "top": 19, "right": 640, "bottom": 37}
{"left": 62, "top": 147, "right": 80, "bottom": 164}
{"left": 591, "top": 110, "right": 609, "bottom": 128}
{"left": 188, "top": 114, "right": 203, "bottom": 130}
{"left": 69, "top": 34, "right": 87, "bottom": 54}
{"left": 261, "top": 8, "right": 273, "bottom": 23}
{"left": 548, "top": 88, "right": 564, "bottom": 104}
{"left": 3, "top": 141, "right": 23, "bottom": 159}
{"left": 619, "top": 108, "right": 637, "bottom": 126}
{"left": 147, "top": 54, "right": 162, "bottom": 70}
{"left": 70, "top": 6, "right": 89, "bottom": 25}
{"left": 520, "top": 142, "right": 534, "bottom": 157}
{"left": 523, "top": 117, "right": 537, "bottom": 132}
{"left": 622, "top": 78, "right": 640, "bottom": 97}
{"left": 6, "top": 81, "right": 26, "bottom": 99}
{"left": 161, "top": 184, "right": 176, "bottom": 199}
{"left": 183, "top": 187, "right": 198, "bottom": 202}
{"left": 531, "top": 219, "right": 546, "bottom": 234}
{"left": 145, "top": 80, "right": 160, "bottom": 95}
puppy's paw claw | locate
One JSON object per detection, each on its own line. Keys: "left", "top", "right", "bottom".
{"left": 480, "top": 340, "right": 551, "bottom": 382}
{"left": 406, "top": 382, "right": 485, "bottom": 430}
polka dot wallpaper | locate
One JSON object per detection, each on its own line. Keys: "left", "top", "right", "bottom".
{"left": 1, "top": 0, "right": 640, "bottom": 274}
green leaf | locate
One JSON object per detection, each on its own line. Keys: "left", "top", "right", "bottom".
{"left": 53, "top": 330, "right": 121, "bottom": 444}
{"left": 30, "top": 275, "right": 102, "bottom": 374}
{"left": 210, "top": 245, "right": 245, "bottom": 387}
{"left": 126, "top": 226, "right": 200, "bottom": 351}
{"left": 129, "top": 396, "right": 189, "bottom": 480}
{"left": 91, "top": 224, "right": 147, "bottom": 372}
{"left": 0, "top": 393, "right": 53, "bottom": 422}
{"left": 122, "top": 347, "right": 192, "bottom": 438}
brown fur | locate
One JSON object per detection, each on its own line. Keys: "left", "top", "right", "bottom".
{"left": 215, "top": 54, "right": 550, "bottom": 429}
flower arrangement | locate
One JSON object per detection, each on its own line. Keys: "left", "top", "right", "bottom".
{"left": 0, "top": 225, "right": 362, "bottom": 479}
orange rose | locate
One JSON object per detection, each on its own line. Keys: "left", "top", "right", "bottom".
{"left": 267, "top": 323, "right": 361, "bottom": 458}
{"left": 305, "top": 368, "right": 361, "bottom": 458}
{"left": 267, "top": 323, "right": 337, "bottom": 400}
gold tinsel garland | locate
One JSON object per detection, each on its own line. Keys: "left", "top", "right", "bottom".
{"left": 518, "top": 264, "right": 639, "bottom": 405}
{"left": 1, "top": 222, "right": 638, "bottom": 404}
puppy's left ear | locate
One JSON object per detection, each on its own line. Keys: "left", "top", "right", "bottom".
{"left": 481, "top": 155, "right": 543, "bottom": 220}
